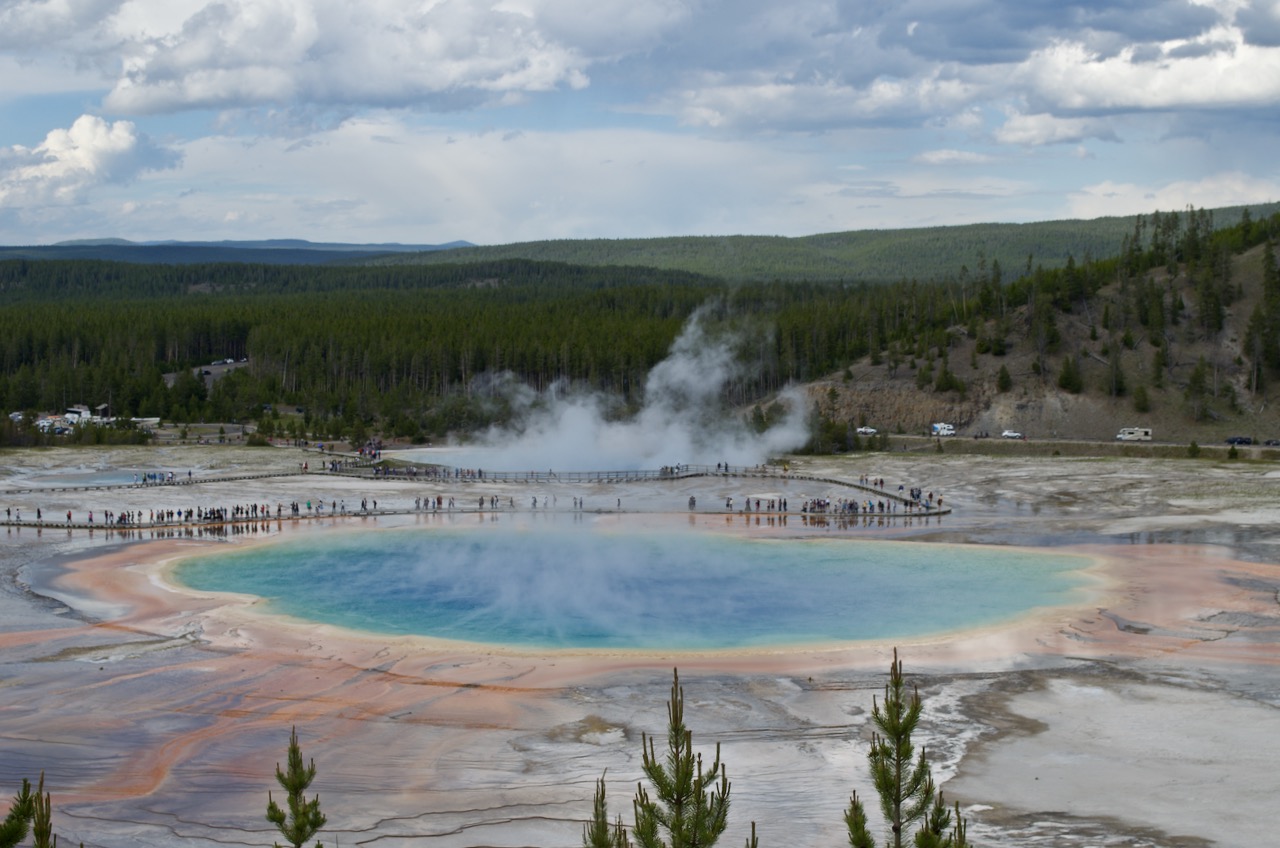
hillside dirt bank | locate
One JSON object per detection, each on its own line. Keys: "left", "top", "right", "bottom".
{"left": 0, "top": 445, "right": 1278, "bottom": 847}
{"left": 808, "top": 375, "right": 1280, "bottom": 449}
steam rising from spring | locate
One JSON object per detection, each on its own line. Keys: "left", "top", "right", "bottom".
{"left": 461, "top": 307, "right": 809, "bottom": 470}
{"left": 175, "top": 527, "right": 1092, "bottom": 650}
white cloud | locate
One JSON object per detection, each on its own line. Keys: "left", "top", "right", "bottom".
{"left": 1, "top": 0, "right": 1278, "bottom": 241}
{"left": 995, "top": 111, "right": 1119, "bottom": 146}
{"left": 0, "top": 114, "right": 180, "bottom": 206}
{"left": 913, "top": 149, "right": 994, "bottom": 165}
{"left": 1016, "top": 33, "right": 1280, "bottom": 112}
{"left": 1067, "top": 172, "right": 1280, "bottom": 219}
{"left": 506, "top": 0, "right": 693, "bottom": 58}
{"left": 0, "top": 0, "right": 122, "bottom": 49}
{"left": 70, "top": 116, "right": 1052, "bottom": 243}
{"left": 103, "top": 0, "right": 594, "bottom": 115}
{"left": 667, "top": 73, "right": 977, "bottom": 131}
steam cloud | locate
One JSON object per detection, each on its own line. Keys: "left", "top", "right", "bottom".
{"left": 449, "top": 306, "right": 810, "bottom": 471}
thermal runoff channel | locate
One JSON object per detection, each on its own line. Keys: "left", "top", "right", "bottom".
{"left": 174, "top": 525, "right": 1092, "bottom": 651}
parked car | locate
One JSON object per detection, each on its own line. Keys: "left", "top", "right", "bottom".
{"left": 856, "top": 426, "right": 877, "bottom": 436}
{"left": 1264, "top": 439, "right": 1280, "bottom": 446}
{"left": 1001, "top": 430, "right": 1023, "bottom": 439}
{"left": 1225, "top": 436, "right": 1253, "bottom": 445}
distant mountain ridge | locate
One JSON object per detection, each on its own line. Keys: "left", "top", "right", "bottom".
{"left": 367, "top": 203, "right": 1280, "bottom": 284}
{"left": 5, "top": 202, "right": 1280, "bottom": 280}
{"left": 0, "top": 238, "right": 474, "bottom": 266}
{"left": 132, "top": 238, "right": 473, "bottom": 252}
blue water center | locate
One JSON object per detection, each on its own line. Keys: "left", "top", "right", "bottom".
{"left": 174, "top": 525, "right": 1092, "bottom": 650}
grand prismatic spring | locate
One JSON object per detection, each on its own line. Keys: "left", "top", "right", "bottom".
{"left": 173, "top": 523, "right": 1092, "bottom": 650}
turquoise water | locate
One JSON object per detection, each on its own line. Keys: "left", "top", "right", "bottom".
{"left": 174, "top": 526, "right": 1091, "bottom": 650}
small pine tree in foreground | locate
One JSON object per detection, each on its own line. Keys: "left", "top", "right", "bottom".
{"left": 0, "top": 773, "right": 74, "bottom": 848}
{"left": 267, "top": 727, "right": 327, "bottom": 848}
{"left": 584, "top": 774, "right": 630, "bottom": 848}
{"left": 29, "top": 775, "right": 55, "bottom": 848}
{"left": 633, "top": 668, "right": 733, "bottom": 848}
{"left": 846, "top": 649, "right": 970, "bottom": 848}
{"left": 0, "top": 777, "right": 36, "bottom": 848}
{"left": 587, "top": 668, "right": 759, "bottom": 848}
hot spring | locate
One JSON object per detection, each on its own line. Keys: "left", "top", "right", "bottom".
{"left": 173, "top": 521, "right": 1093, "bottom": 651}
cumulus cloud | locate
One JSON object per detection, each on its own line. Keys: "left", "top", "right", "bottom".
{"left": 102, "top": 0, "right": 599, "bottom": 115}
{"left": 666, "top": 74, "right": 977, "bottom": 132}
{"left": 1067, "top": 172, "right": 1280, "bottom": 220}
{"left": 1013, "top": 35, "right": 1280, "bottom": 113}
{"left": 1, "top": 0, "right": 1278, "bottom": 240}
{"left": 6, "top": 0, "right": 1277, "bottom": 141}
{"left": 1237, "top": 0, "right": 1280, "bottom": 46}
{"left": 610, "top": 0, "right": 1280, "bottom": 140}
{"left": 858, "top": 0, "right": 1221, "bottom": 63}
{"left": 995, "top": 111, "right": 1118, "bottom": 146}
{"left": 0, "top": 0, "right": 122, "bottom": 49}
{"left": 0, "top": 115, "right": 180, "bottom": 207}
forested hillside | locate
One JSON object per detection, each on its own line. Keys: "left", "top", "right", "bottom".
{"left": 0, "top": 238, "right": 471, "bottom": 265}
{"left": 1, "top": 206, "right": 1278, "bottom": 448}
{"left": 371, "top": 203, "right": 1280, "bottom": 284}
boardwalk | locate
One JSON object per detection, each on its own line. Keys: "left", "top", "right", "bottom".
{"left": 0, "top": 458, "right": 948, "bottom": 533}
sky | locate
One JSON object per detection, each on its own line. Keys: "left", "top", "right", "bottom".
{"left": 0, "top": 0, "right": 1278, "bottom": 246}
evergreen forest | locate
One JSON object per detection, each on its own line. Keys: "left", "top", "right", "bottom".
{"left": 2, "top": 205, "right": 1279, "bottom": 448}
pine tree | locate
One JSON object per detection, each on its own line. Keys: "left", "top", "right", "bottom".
{"left": 1057, "top": 356, "right": 1082, "bottom": 394}
{"left": 632, "top": 669, "right": 734, "bottom": 848}
{"left": 1185, "top": 356, "right": 1210, "bottom": 421}
{"left": 266, "top": 727, "right": 327, "bottom": 848}
{"left": 845, "top": 650, "right": 970, "bottom": 848}
{"left": 29, "top": 774, "right": 53, "bottom": 848}
{"left": 1107, "top": 353, "right": 1126, "bottom": 398}
{"left": 995, "top": 365, "right": 1012, "bottom": 393}
{"left": 585, "top": 774, "right": 631, "bottom": 848}
{"left": 1132, "top": 384, "right": 1150, "bottom": 413}
{"left": 586, "top": 669, "right": 759, "bottom": 848}
{"left": 0, "top": 777, "right": 36, "bottom": 848}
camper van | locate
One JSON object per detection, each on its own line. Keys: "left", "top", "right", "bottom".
{"left": 1116, "top": 427, "right": 1152, "bottom": 441}
{"left": 931, "top": 422, "right": 956, "bottom": 437}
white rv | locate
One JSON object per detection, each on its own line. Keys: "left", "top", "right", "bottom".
{"left": 1116, "top": 427, "right": 1152, "bottom": 441}
{"left": 931, "top": 422, "right": 956, "bottom": 437}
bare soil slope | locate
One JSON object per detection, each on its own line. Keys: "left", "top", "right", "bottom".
{"left": 803, "top": 243, "right": 1280, "bottom": 444}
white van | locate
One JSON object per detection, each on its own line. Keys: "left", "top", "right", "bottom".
{"left": 1116, "top": 427, "right": 1152, "bottom": 441}
{"left": 931, "top": 422, "right": 956, "bottom": 437}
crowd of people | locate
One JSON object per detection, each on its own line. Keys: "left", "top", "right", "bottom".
{"left": 2, "top": 459, "right": 945, "bottom": 531}
{"left": 134, "top": 470, "right": 191, "bottom": 485}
